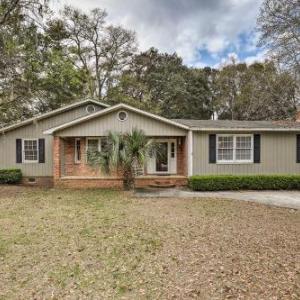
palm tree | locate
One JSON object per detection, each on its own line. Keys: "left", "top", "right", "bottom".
{"left": 88, "top": 129, "right": 153, "bottom": 190}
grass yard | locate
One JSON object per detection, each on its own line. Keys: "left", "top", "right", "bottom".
{"left": 0, "top": 186, "right": 299, "bottom": 299}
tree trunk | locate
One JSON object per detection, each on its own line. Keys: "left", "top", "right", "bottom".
{"left": 123, "top": 167, "right": 134, "bottom": 190}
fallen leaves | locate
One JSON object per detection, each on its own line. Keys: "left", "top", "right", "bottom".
{"left": 0, "top": 187, "right": 299, "bottom": 299}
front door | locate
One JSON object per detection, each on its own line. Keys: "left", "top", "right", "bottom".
{"left": 147, "top": 139, "right": 177, "bottom": 174}
{"left": 156, "top": 142, "right": 168, "bottom": 172}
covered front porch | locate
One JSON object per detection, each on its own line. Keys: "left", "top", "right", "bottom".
{"left": 53, "top": 136, "right": 188, "bottom": 188}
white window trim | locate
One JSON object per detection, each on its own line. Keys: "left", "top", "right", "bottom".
{"left": 74, "top": 138, "right": 81, "bottom": 164}
{"left": 86, "top": 137, "right": 101, "bottom": 163}
{"left": 216, "top": 134, "right": 253, "bottom": 164}
{"left": 22, "top": 139, "right": 39, "bottom": 163}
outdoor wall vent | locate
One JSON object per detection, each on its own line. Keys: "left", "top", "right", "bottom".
{"left": 86, "top": 105, "right": 96, "bottom": 114}
{"left": 117, "top": 111, "right": 128, "bottom": 122}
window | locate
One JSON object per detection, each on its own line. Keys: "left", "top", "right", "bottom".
{"left": 217, "top": 136, "right": 234, "bottom": 161}
{"left": 23, "top": 139, "right": 38, "bottom": 163}
{"left": 171, "top": 142, "right": 175, "bottom": 158}
{"left": 86, "top": 138, "right": 101, "bottom": 163}
{"left": 236, "top": 136, "right": 252, "bottom": 161}
{"left": 117, "top": 111, "right": 128, "bottom": 121}
{"left": 217, "top": 135, "right": 253, "bottom": 163}
{"left": 86, "top": 105, "right": 96, "bottom": 114}
{"left": 75, "top": 139, "right": 81, "bottom": 163}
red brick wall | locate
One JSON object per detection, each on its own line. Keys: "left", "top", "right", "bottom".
{"left": 62, "top": 137, "right": 187, "bottom": 177}
{"left": 177, "top": 137, "right": 187, "bottom": 176}
{"left": 55, "top": 176, "right": 187, "bottom": 189}
{"left": 22, "top": 176, "right": 54, "bottom": 187}
{"left": 55, "top": 177, "right": 123, "bottom": 189}
{"left": 52, "top": 136, "right": 188, "bottom": 189}
{"left": 296, "top": 110, "right": 300, "bottom": 122}
{"left": 53, "top": 136, "right": 62, "bottom": 180}
{"left": 63, "top": 138, "right": 102, "bottom": 177}
{"left": 135, "top": 176, "right": 187, "bottom": 188}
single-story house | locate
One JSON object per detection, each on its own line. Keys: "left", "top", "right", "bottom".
{"left": 1, "top": 98, "right": 300, "bottom": 188}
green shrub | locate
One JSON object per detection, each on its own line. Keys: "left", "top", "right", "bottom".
{"left": 0, "top": 169, "right": 22, "bottom": 184}
{"left": 188, "top": 175, "right": 300, "bottom": 191}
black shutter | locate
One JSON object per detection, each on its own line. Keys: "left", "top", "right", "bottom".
{"left": 253, "top": 134, "right": 261, "bottom": 163}
{"left": 297, "top": 135, "right": 300, "bottom": 163}
{"left": 38, "top": 139, "right": 45, "bottom": 163}
{"left": 209, "top": 134, "right": 216, "bottom": 163}
{"left": 16, "top": 139, "right": 22, "bottom": 163}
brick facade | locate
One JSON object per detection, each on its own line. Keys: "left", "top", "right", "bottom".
{"left": 177, "top": 136, "right": 187, "bottom": 176}
{"left": 63, "top": 138, "right": 102, "bottom": 177}
{"left": 22, "top": 176, "right": 54, "bottom": 187}
{"left": 134, "top": 176, "right": 187, "bottom": 188}
{"left": 53, "top": 136, "right": 62, "bottom": 180}
{"left": 55, "top": 177, "right": 123, "bottom": 189}
{"left": 52, "top": 136, "right": 188, "bottom": 189}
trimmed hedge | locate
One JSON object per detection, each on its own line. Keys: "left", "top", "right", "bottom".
{"left": 0, "top": 169, "right": 22, "bottom": 184}
{"left": 188, "top": 175, "right": 300, "bottom": 191}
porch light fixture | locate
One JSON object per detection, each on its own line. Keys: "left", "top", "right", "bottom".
{"left": 117, "top": 111, "right": 128, "bottom": 122}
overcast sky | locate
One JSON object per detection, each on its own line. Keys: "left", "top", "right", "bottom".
{"left": 56, "top": 0, "right": 265, "bottom": 67}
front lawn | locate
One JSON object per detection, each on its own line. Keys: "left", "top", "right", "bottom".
{"left": 0, "top": 186, "right": 299, "bottom": 299}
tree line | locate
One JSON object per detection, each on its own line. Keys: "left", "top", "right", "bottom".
{"left": 0, "top": 0, "right": 299, "bottom": 126}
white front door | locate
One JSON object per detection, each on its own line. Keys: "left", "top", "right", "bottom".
{"left": 147, "top": 139, "right": 177, "bottom": 174}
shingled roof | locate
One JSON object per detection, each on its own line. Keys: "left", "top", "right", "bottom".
{"left": 172, "top": 119, "right": 300, "bottom": 131}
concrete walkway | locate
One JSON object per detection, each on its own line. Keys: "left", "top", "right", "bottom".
{"left": 134, "top": 188, "right": 300, "bottom": 210}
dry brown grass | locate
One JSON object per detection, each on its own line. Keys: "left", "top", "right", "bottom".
{"left": 0, "top": 186, "right": 299, "bottom": 299}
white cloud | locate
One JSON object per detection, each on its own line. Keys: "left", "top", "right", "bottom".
{"left": 57, "top": 0, "right": 264, "bottom": 66}
{"left": 244, "top": 50, "right": 267, "bottom": 64}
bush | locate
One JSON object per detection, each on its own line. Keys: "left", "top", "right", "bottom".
{"left": 0, "top": 169, "right": 22, "bottom": 184}
{"left": 188, "top": 174, "right": 300, "bottom": 191}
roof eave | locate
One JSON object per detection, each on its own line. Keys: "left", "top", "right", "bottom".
{"left": 0, "top": 99, "right": 110, "bottom": 134}
{"left": 191, "top": 127, "right": 300, "bottom": 132}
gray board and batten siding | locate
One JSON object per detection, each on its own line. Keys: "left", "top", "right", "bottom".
{"left": 54, "top": 109, "right": 188, "bottom": 137}
{"left": 0, "top": 102, "right": 104, "bottom": 176}
{"left": 192, "top": 131, "right": 300, "bottom": 175}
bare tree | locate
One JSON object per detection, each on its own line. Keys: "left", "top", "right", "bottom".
{"left": 0, "top": 0, "right": 48, "bottom": 26}
{"left": 62, "top": 6, "right": 137, "bottom": 100}
{"left": 257, "top": 0, "right": 300, "bottom": 75}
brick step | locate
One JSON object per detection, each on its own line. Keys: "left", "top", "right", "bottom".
{"left": 154, "top": 180, "right": 171, "bottom": 185}
{"left": 149, "top": 180, "right": 176, "bottom": 188}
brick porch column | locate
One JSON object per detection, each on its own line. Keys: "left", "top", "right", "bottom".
{"left": 53, "top": 136, "right": 62, "bottom": 180}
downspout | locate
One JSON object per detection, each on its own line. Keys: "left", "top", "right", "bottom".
{"left": 187, "top": 130, "right": 193, "bottom": 177}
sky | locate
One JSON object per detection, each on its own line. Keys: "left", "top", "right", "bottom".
{"left": 55, "top": 0, "right": 265, "bottom": 67}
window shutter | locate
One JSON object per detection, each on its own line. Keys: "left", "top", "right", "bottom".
{"left": 253, "top": 134, "right": 261, "bottom": 163}
{"left": 38, "top": 139, "right": 45, "bottom": 163}
{"left": 297, "top": 135, "right": 300, "bottom": 163}
{"left": 16, "top": 139, "right": 22, "bottom": 163}
{"left": 209, "top": 134, "right": 216, "bottom": 163}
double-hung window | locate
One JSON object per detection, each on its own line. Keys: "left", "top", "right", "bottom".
{"left": 217, "top": 134, "right": 253, "bottom": 163}
{"left": 23, "top": 139, "right": 38, "bottom": 163}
